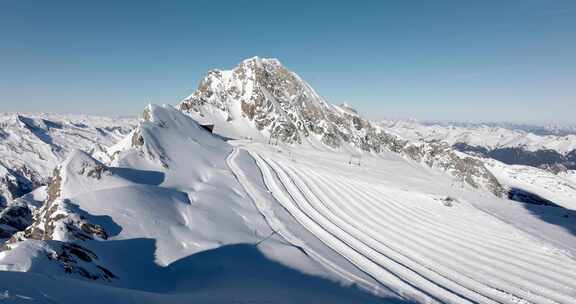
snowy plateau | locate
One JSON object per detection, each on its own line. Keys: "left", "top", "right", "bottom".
{"left": 0, "top": 57, "right": 575, "bottom": 304}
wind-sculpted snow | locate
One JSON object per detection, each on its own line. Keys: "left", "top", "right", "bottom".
{"left": 0, "top": 105, "right": 390, "bottom": 303}
{"left": 179, "top": 57, "right": 504, "bottom": 196}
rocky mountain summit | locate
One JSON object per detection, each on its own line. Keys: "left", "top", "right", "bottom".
{"left": 180, "top": 57, "right": 504, "bottom": 196}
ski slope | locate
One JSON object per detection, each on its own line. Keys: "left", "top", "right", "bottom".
{"left": 229, "top": 142, "right": 576, "bottom": 304}
{"left": 2, "top": 105, "right": 575, "bottom": 303}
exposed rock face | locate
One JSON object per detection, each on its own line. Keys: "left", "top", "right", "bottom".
{"left": 179, "top": 57, "right": 504, "bottom": 196}
{"left": 400, "top": 142, "right": 505, "bottom": 196}
{"left": 180, "top": 58, "right": 335, "bottom": 144}
{"left": 116, "top": 105, "right": 172, "bottom": 168}
{"left": 2, "top": 151, "right": 115, "bottom": 281}
{"left": 8, "top": 152, "right": 110, "bottom": 243}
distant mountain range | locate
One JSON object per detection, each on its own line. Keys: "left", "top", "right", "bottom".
{"left": 382, "top": 120, "right": 576, "bottom": 171}
{"left": 419, "top": 121, "right": 576, "bottom": 137}
{"left": 0, "top": 113, "right": 135, "bottom": 205}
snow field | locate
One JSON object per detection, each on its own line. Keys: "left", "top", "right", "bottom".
{"left": 239, "top": 146, "right": 576, "bottom": 304}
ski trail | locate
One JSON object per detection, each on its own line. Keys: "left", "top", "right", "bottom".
{"left": 266, "top": 158, "right": 499, "bottom": 304}
{"left": 315, "top": 170, "right": 576, "bottom": 290}
{"left": 225, "top": 147, "right": 394, "bottom": 299}
{"left": 281, "top": 163, "right": 522, "bottom": 304}
{"left": 248, "top": 150, "right": 576, "bottom": 304}
{"left": 223, "top": 142, "right": 576, "bottom": 304}
{"left": 282, "top": 162, "right": 574, "bottom": 303}
{"left": 253, "top": 153, "right": 439, "bottom": 303}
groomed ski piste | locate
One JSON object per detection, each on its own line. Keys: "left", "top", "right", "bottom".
{"left": 228, "top": 140, "right": 576, "bottom": 304}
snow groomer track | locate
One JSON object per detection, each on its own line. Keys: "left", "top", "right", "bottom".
{"left": 244, "top": 150, "right": 576, "bottom": 304}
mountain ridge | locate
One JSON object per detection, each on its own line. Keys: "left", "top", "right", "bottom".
{"left": 179, "top": 57, "right": 505, "bottom": 196}
{"left": 1, "top": 58, "right": 576, "bottom": 304}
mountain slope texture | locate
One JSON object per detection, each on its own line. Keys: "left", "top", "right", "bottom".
{"left": 0, "top": 58, "right": 575, "bottom": 304}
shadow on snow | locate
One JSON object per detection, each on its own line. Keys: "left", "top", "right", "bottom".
{"left": 509, "top": 187, "right": 576, "bottom": 236}
{"left": 92, "top": 238, "right": 410, "bottom": 303}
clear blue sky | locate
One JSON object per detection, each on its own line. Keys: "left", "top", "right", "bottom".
{"left": 1, "top": 1, "right": 574, "bottom": 123}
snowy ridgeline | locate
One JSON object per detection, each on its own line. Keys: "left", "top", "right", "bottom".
{"left": 179, "top": 57, "right": 508, "bottom": 197}
{"left": 381, "top": 120, "right": 576, "bottom": 151}
{"left": 0, "top": 104, "right": 574, "bottom": 304}
{"left": 0, "top": 57, "right": 575, "bottom": 303}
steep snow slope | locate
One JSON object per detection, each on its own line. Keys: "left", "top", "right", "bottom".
{"left": 0, "top": 112, "right": 135, "bottom": 204}
{"left": 0, "top": 105, "right": 392, "bottom": 303}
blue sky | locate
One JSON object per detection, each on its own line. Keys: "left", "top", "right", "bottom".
{"left": 1, "top": 1, "right": 574, "bottom": 123}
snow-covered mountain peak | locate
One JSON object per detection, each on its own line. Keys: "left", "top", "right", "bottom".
{"left": 178, "top": 58, "right": 505, "bottom": 196}
{"left": 241, "top": 56, "right": 283, "bottom": 67}
{"left": 109, "top": 104, "right": 226, "bottom": 171}
{"left": 19, "top": 149, "right": 136, "bottom": 214}
{"left": 179, "top": 57, "right": 335, "bottom": 144}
